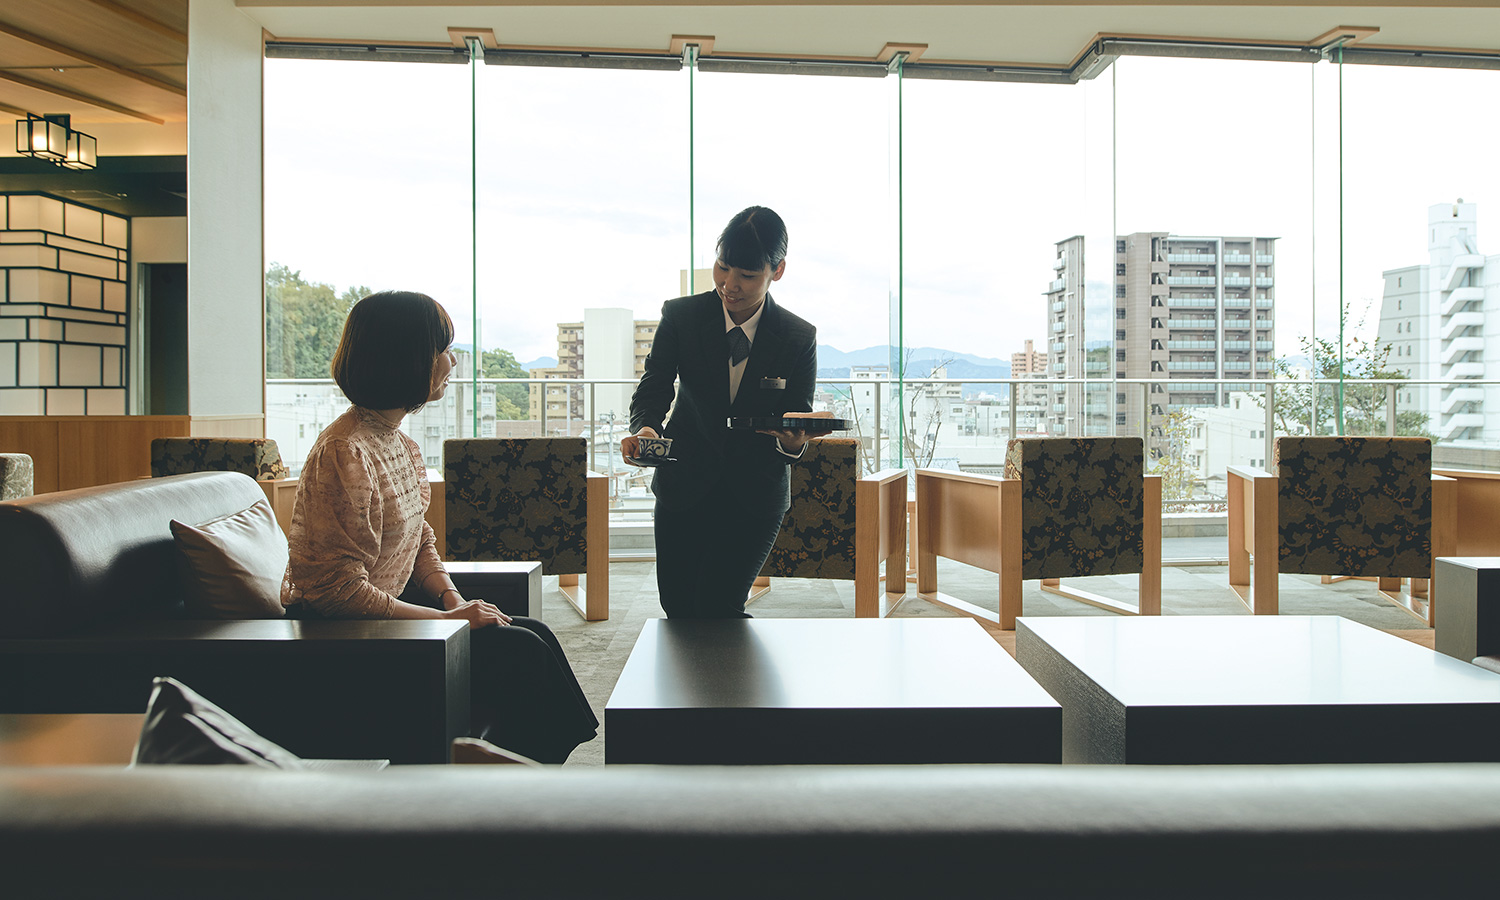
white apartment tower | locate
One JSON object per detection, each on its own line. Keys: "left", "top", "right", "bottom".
{"left": 1378, "top": 201, "right": 1497, "bottom": 444}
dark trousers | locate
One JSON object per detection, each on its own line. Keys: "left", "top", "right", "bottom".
{"left": 653, "top": 476, "right": 790, "bottom": 618}
{"left": 402, "top": 584, "right": 598, "bottom": 764}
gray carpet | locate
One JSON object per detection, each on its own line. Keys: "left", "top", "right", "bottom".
{"left": 533, "top": 560, "right": 1433, "bottom": 766}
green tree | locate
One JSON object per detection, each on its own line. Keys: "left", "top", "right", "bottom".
{"left": 1150, "top": 408, "right": 1199, "bottom": 501}
{"left": 1260, "top": 303, "right": 1432, "bottom": 439}
{"left": 265, "top": 263, "right": 366, "bottom": 379}
{"left": 481, "top": 348, "right": 529, "bottom": 420}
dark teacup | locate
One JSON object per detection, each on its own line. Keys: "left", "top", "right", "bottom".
{"left": 636, "top": 436, "right": 673, "bottom": 460}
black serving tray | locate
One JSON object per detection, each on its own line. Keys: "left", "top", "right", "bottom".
{"left": 727, "top": 417, "right": 852, "bottom": 433}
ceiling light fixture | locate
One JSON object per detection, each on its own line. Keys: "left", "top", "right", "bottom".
{"left": 15, "top": 113, "right": 97, "bottom": 170}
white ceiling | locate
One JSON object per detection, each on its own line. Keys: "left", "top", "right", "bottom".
{"left": 239, "top": 3, "right": 1500, "bottom": 65}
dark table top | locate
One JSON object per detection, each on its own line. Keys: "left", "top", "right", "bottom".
{"left": 1018, "top": 615, "right": 1500, "bottom": 707}
{"left": 608, "top": 618, "right": 1056, "bottom": 711}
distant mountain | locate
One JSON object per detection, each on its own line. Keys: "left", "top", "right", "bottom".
{"left": 817, "top": 344, "right": 1011, "bottom": 369}
{"left": 817, "top": 345, "right": 1012, "bottom": 398}
{"left": 521, "top": 356, "right": 557, "bottom": 370}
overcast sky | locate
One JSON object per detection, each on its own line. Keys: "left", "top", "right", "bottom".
{"left": 264, "top": 55, "right": 1500, "bottom": 366}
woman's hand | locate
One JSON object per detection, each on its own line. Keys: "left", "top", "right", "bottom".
{"left": 621, "top": 426, "right": 659, "bottom": 465}
{"left": 758, "top": 411, "right": 833, "bottom": 453}
{"left": 444, "top": 599, "right": 512, "bottom": 629}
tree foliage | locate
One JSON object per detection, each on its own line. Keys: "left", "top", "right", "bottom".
{"left": 1150, "top": 408, "right": 1199, "bottom": 501}
{"left": 1259, "top": 303, "right": 1432, "bottom": 439}
{"left": 265, "top": 263, "right": 365, "bottom": 379}
{"left": 481, "top": 348, "right": 529, "bottom": 420}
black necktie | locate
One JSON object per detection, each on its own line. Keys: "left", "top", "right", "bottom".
{"left": 727, "top": 326, "right": 751, "bottom": 366}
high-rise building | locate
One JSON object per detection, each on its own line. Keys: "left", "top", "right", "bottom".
{"left": 1010, "top": 338, "right": 1050, "bottom": 417}
{"left": 1047, "top": 232, "right": 1278, "bottom": 456}
{"left": 528, "top": 312, "right": 661, "bottom": 430}
{"left": 1378, "top": 200, "right": 1495, "bottom": 444}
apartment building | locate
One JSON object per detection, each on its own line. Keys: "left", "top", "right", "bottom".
{"left": 528, "top": 311, "right": 660, "bottom": 428}
{"left": 1047, "top": 232, "right": 1277, "bottom": 456}
{"left": 1378, "top": 200, "right": 1498, "bottom": 444}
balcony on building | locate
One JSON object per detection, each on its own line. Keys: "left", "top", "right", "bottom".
{"left": 1167, "top": 275, "right": 1217, "bottom": 286}
{"left": 1222, "top": 253, "right": 1252, "bottom": 265}
{"left": 1166, "top": 252, "right": 1216, "bottom": 263}
{"left": 1048, "top": 278, "right": 1066, "bottom": 292}
{"left": 1223, "top": 275, "right": 1251, "bottom": 287}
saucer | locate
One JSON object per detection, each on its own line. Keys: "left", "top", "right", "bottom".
{"left": 625, "top": 456, "right": 677, "bottom": 467}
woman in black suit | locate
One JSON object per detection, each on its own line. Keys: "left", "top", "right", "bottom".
{"left": 623, "top": 207, "right": 826, "bottom": 618}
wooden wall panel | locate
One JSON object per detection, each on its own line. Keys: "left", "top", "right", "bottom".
{"left": 0, "top": 416, "right": 190, "bottom": 492}
{"left": 0, "top": 419, "right": 61, "bottom": 494}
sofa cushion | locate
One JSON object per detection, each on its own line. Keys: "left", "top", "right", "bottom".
{"left": 132, "top": 676, "right": 305, "bottom": 768}
{"left": 170, "top": 498, "right": 288, "bottom": 619}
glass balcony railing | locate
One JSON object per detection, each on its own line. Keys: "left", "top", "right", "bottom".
{"left": 1166, "top": 252, "right": 1217, "bottom": 263}
{"left": 1168, "top": 275, "right": 1217, "bottom": 286}
{"left": 1222, "top": 253, "right": 1252, "bottom": 264}
{"left": 1167, "top": 297, "right": 1216, "bottom": 307}
{"left": 266, "top": 375, "right": 1500, "bottom": 558}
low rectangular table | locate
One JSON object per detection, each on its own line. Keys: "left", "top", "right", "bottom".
{"left": 1016, "top": 615, "right": 1500, "bottom": 764}
{"left": 606, "top": 618, "right": 1060, "bottom": 764}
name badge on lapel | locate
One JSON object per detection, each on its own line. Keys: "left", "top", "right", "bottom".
{"left": 761, "top": 377, "right": 787, "bottom": 390}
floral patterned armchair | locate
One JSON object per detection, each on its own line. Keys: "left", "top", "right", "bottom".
{"left": 443, "top": 438, "right": 608, "bottom": 621}
{"left": 755, "top": 438, "right": 908, "bottom": 617}
{"left": 1, "top": 453, "right": 34, "bottom": 501}
{"left": 915, "top": 437, "right": 1161, "bottom": 630}
{"left": 150, "top": 438, "right": 290, "bottom": 481}
{"left": 1227, "top": 436, "right": 1456, "bottom": 624}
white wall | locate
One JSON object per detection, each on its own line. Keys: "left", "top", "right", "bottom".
{"left": 584, "top": 307, "right": 636, "bottom": 421}
{"left": 187, "top": 0, "right": 263, "bottom": 421}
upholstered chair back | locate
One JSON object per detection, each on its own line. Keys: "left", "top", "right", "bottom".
{"left": 444, "top": 438, "right": 588, "bottom": 575}
{"left": 1003, "top": 437, "right": 1146, "bottom": 581}
{"left": 150, "top": 438, "right": 290, "bottom": 481}
{"left": 1273, "top": 436, "right": 1433, "bottom": 578}
{"left": 1, "top": 453, "right": 35, "bottom": 500}
{"left": 760, "top": 438, "right": 860, "bottom": 580}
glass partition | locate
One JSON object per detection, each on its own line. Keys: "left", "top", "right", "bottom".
{"left": 1338, "top": 61, "right": 1500, "bottom": 457}
{"left": 692, "top": 69, "right": 890, "bottom": 467}
{"left": 474, "top": 63, "right": 686, "bottom": 508}
{"left": 262, "top": 40, "right": 1500, "bottom": 555}
{"left": 263, "top": 57, "right": 472, "bottom": 474}
{"left": 900, "top": 73, "right": 1104, "bottom": 472}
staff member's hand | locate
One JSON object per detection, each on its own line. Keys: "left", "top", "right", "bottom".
{"left": 758, "top": 410, "right": 833, "bottom": 454}
{"left": 621, "top": 426, "right": 659, "bottom": 466}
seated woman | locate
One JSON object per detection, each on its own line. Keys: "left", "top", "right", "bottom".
{"left": 282, "top": 290, "right": 598, "bottom": 763}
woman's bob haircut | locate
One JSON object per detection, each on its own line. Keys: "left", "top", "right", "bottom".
{"left": 716, "top": 206, "right": 788, "bottom": 273}
{"left": 332, "top": 290, "right": 454, "bottom": 414}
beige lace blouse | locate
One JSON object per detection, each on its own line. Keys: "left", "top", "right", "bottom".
{"left": 281, "top": 406, "right": 444, "bottom": 617}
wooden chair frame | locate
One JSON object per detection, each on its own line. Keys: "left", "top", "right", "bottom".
{"left": 430, "top": 470, "right": 609, "bottom": 622}
{"left": 1226, "top": 465, "right": 1457, "bottom": 625}
{"left": 750, "top": 468, "right": 910, "bottom": 617}
{"left": 913, "top": 469, "right": 1162, "bottom": 631}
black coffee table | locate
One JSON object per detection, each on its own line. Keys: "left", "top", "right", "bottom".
{"left": 1016, "top": 615, "right": 1500, "bottom": 764}
{"left": 606, "top": 618, "right": 1060, "bottom": 764}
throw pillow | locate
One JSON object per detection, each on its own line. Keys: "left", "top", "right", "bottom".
{"left": 170, "top": 498, "right": 288, "bottom": 619}
{"left": 132, "top": 676, "right": 306, "bottom": 768}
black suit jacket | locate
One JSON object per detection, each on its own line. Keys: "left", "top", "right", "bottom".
{"left": 630, "top": 290, "right": 817, "bottom": 509}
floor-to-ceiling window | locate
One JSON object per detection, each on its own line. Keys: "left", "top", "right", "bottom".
{"left": 263, "top": 56, "right": 471, "bottom": 473}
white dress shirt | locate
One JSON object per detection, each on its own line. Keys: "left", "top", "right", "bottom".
{"left": 724, "top": 300, "right": 803, "bottom": 459}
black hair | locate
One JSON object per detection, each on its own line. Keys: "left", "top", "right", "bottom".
{"left": 332, "top": 290, "right": 455, "bottom": 414}
{"left": 715, "top": 206, "right": 788, "bottom": 272}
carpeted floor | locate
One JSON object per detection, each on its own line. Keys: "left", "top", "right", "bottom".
{"left": 538, "top": 560, "right": 1435, "bottom": 766}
